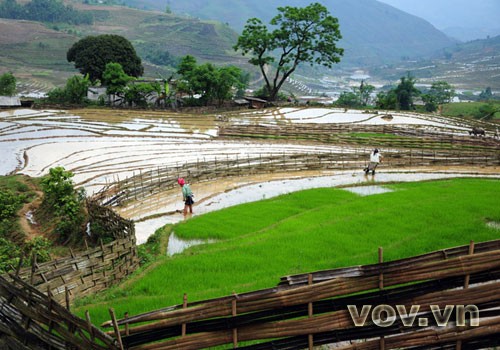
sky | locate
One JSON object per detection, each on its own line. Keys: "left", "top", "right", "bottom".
{"left": 376, "top": 0, "right": 500, "bottom": 40}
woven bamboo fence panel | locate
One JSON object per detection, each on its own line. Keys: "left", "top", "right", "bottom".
{"left": 101, "top": 240, "right": 500, "bottom": 349}
{"left": 0, "top": 274, "right": 119, "bottom": 350}
{"left": 219, "top": 123, "right": 500, "bottom": 149}
{"left": 93, "top": 146, "right": 500, "bottom": 206}
{"left": 12, "top": 201, "right": 139, "bottom": 305}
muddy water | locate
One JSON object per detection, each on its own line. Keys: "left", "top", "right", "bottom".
{"left": 132, "top": 169, "right": 500, "bottom": 244}
{"left": 166, "top": 232, "right": 216, "bottom": 256}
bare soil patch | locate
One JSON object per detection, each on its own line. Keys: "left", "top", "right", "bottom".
{"left": 0, "top": 19, "right": 72, "bottom": 45}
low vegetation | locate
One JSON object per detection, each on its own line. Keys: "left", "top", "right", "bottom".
{"left": 38, "top": 167, "right": 86, "bottom": 246}
{"left": 0, "top": 175, "right": 42, "bottom": 272}
{"left": 73, "top": 178, "right": 500, "bottom": 327}
{"left": 441, "top": 101, "right": 500, "bottom": 121}
{"left": 0, "top": 0, "right": 94, "bottom": 25}
{"left": 0, "top": 168, "right": 96, "bottom": 273}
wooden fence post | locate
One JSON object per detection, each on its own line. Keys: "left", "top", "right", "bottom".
{"left": 464, "top": 240, "right": 475, "bottom": 289}
{"left": 308, "top": 273, "right": 314, "bottom": 350}
{"left": 30, "top": 252, "right": 37, "bottom": 285}
{"left": 378, "top": 247, "right": 385, "bottom": 350}
{"left": 232, "top": 293, "right": 238, "bottom": 348}
{"left": 182, "top": 293, "right": 188, "bottom": 336}
{"left": 14, "top": 255, "right": 24, "bottom": 278}
{"left": 85, "top": 310, "right": 95, "bottom": 342}
{"left": 378, "top": 247, "right": 384, "bottom": 290}
{"left": 457, "top": 240, "right": 475, "bottom": 350}
{"left": 109, "top": 308, "right": 124, "bottom": 350}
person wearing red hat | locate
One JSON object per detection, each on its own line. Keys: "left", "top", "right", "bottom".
{"left": 178, "top": 178, "right": 194, "bottom": 215}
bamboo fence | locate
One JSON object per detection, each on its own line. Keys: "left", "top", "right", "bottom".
{"left": 99, "top": 240, "right": 500, "bottom": 349}
{"left": 93, "top": 145, "right": 500, "bottom": 207}
{"left": 0, "top": 274, "right": 119, "bottom": 350}
{"left": 10, "top": 201, "right": 139, "bottom": 305}
{"left": 91, "top": 121, "right": 500, "bottom": 206}
{"left": 219, "top": 123, "right": 500, "bottom": 148}
{"left": 0, "top": 200, "right": 139, "bottom": 349}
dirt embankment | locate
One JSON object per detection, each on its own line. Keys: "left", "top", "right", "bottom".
{"left": 16, "top": 176, "right": 44, "bottom": 240}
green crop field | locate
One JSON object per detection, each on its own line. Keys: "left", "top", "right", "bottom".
{"left": 73, "top": 178, "right": 500, "bottom": 327}
{"left": 441, "top": 101, "right": 500, "bottom": 120}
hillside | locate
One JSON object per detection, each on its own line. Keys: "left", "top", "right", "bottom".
{"left": 0, "top": 19, "right": 77, "bottom": 92}
{"left": 144, "top": 0, "right": 457, "bottom": 66}
{"left": 0, "top": 4, "right": 242, "bottom": 93}
{"left": 1, "top": 1, "right": 497, "bottom": 95}
{"left": 377, "top": 0, "right": 500, "bottom": 41}
{"left": 375, "top": 35, "right": 500, "bottom": 90}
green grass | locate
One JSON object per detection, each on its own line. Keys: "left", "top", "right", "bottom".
{"left": 347, "top": 132, "right": 400, "bottom": 139}
{"left": 441, "top": 101, "right": 500, "bottom": 120}
{"left": 73, "top": 178, "right": 500, "bottom": 327}
{"left": 0, "top": 175, "right": 32, "bottom": 194}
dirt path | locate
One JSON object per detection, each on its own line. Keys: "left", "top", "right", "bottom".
{"left": 17, "top": 177, "right": 44, "bottom": 240}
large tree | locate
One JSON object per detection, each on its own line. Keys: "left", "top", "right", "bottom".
{"left": 376, "top": 74, "right": 420, "bottom": 111}
{"left": 234, "top": 2, "right": 343, "bottom": 101}
{"left": 67, "top": 34, "right": 143, "bottom": 82}
{"left": 395, "top": 73, "right": 420, "bottom": 110}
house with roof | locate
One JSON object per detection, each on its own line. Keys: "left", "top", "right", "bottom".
{"left": 0, "top": 96, "right": 21, "bottom": 108}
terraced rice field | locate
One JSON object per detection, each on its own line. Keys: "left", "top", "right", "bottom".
{"left": 1, "top": 107, "right": 498, "bottom": 242}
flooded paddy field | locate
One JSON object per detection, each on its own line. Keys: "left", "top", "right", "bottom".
{"left": 1, "top": 107, "right": 498, "bottom": 243}
{"left": 133, "top": 169, "right": 500, "bottom": 244}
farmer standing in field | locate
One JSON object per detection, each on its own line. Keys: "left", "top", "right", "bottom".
{"left": 178, "top": 177, "right": 194, "bottom": 216}
{"left": 364, "top": 148, "right": 382, "bottom": 175}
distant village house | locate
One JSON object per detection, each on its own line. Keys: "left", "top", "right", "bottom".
{"left": 0, "top": 96, "right": 21, "bottom": 108}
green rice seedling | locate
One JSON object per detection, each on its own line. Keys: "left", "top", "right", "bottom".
{"left": 74, "top": 178, "right": 500, "bottom": 327}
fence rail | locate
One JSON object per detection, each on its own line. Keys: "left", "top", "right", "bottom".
{"left": 219, "top": 123, "right": 500, "bottom": 148}
{"left": 100, "top": 240, "right": 500, "bottom": 349}
{"left": 0, "top": 274, "right": 120, "bottom": 350}
{"left": 94, "top": 146, "right": 500, "bottom": 206}
{"left": 0, "top": 201, "right": 138, "bottom": 349}
{"left": 12, "top": 201, "right": 139, "bottom": 305}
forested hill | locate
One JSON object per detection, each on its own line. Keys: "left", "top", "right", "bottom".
{"left": 136, "top": 0, "right": 457, "bottom": 65}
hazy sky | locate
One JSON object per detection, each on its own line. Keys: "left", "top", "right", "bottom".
{"left": 376, "top": 0, "right": 500, "bottom": 30}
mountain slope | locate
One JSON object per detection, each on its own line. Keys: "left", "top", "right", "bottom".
{"left": 377, "top": 0, "right": 500, "bottom": 41}
{"left": 150, "top": 0, "right": 457, "bottom": 65}
{"left": 0, "top": 5, "right": 241, "bottom": 92}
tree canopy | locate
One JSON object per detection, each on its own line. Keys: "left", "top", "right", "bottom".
{"left": 422, "top": 81, "right": 455, "bottom": 112}
{"left": 67, "top": 34, "right": 143, "bottom": 82}
{"left": 102, "top": 63, "right": 132, "bottom": 96}
{"left": 176, "top": 55, "right": 245, "bottom": 107}
{"left": 336, "top": 80, "right": 376, "bottom": 108}
{"left": 377, "top": 73, "right": 420, "bottom": 111}
{"left": 0, "top": 72, "right": 16, "bottom": 96}
{"left": 234, "top": 2, "right": 343, "bottom": 101}
{"left": 0, "top": 0, "right": 93, "bottom": 24}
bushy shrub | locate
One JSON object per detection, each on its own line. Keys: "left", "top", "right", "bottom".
{"left": 0, "top": 189, "right": 26, "bottom": 238}
{"left": 24, "top": 236, "right": 52, "bottom": 264}
{"left": 0, "top": 238, "right": 21, "bottom": 273}
{"left": 46, "top": 75, "right": 90, "bottom": 105}
{"left": 40, "top": 167, "right": 86, "bottom": 244}
{"left": 0, "top": 72, "right": 16, "bottom": 96}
